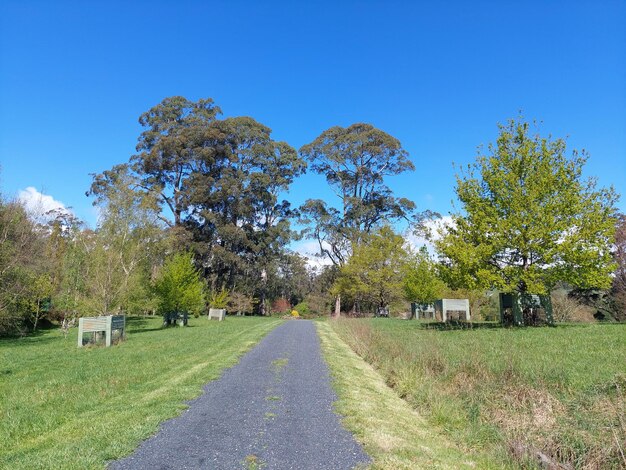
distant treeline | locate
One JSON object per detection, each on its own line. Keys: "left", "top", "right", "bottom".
{"left": 1, "top": 97, "right": 624, "bottom": 336}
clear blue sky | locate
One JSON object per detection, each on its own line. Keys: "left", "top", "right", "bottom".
{"left": 1, "top": 1, "right": 624, "bottom": 232}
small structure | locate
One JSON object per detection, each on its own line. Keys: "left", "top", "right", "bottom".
{"left": 163, "top": 311, "right": 188, "bottom": 327}
{"left": 411, "top": 302, "right": 435, "bottom": 319}
{"left": 434, "top": 299, "right": 470, "bottom": 322}
{"left": 375, "top": 306, "right": 389, "bottom": 317}
{"left": 499, "top": 293, "right": 553, "bottom": 326}
{"left": 208, "top": 308, "right": 226, "bottom": 321}
{"left": 78, "top": 315, "right": 125, "bottom": 348}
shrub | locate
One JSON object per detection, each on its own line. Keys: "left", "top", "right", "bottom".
{"left": 227, "top": 292, "right": 255, "bottom": 315}
{"left": 551, "top": 289, "right": 594, "bottom": 322}
{"left": 208, "top": 287, "right": 229, "bottom": 309}
{"left": 271, "top": 298, "right": 290, "bottom": 315}
{"left": 302, "top": 293, "right": 333, "bottom": 316}
{"left": 153, "top": 252, "right": 205, "bottom": 322}
{"left": 292, "top": 301, "right": 310, "bottom": 316}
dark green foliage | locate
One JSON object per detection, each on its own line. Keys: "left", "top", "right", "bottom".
{"left": 299, "top": 123, "right": 422, "bottom": 267}
{"left": 185, "top": 116, "right": 305, "bottom": 297}
{"left": 132, "top": 96, "right": 222, "bottom": 226}
{"left": 92, "top": 97, "right": 307, "bottom": 308}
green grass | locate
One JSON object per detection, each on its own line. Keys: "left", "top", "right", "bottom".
{"left": 331, "top": 318, "right": 626, "bottom": 469}
{"left": 316, "top": 321, "right": 503, "bottom": 469}
{"left": 0, "top": 316, "right": 281, "bottom": 469}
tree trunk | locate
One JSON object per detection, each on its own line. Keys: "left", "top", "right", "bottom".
{"left": 334, "top": 294, "right": 341, "bottom": 317}
{"left": 33, "top": 300, "right": 41, "bottom": 331}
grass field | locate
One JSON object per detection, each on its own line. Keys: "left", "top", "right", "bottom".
{"left": 0, "top": 316, "right": 281, "bottom": 469}
{"left": 331, "top": 319, "right": 626, "bottom": 469}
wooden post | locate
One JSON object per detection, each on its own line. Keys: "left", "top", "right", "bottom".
{"left": 105, "top": 316, "right": 112, "bottom": 347}
{"left": 78, "top": 318, "right": 84, "bottom": 348}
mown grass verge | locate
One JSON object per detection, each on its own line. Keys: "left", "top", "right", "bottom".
{"left": 330, "top": 318, "right": 626, "bottom": 469}
{"left": 0, "top": 316, "right": 281, "bottom": 469}
{"left": 316, "top": 320, "right": 504, "bottom": 469}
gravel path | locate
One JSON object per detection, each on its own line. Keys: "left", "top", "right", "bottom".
{"left": 110, "top": 320, "right": 370, "bottom": 470}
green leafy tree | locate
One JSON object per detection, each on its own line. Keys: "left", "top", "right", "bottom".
{"left": 333, "top": 226, "right": 408, "bottom": 314}
{"left": 403, "top": 247, "right": 445, "bottom": 306}
{"left": 131, "top": 96, "right": 222, "bottom": 226}
{"left": 43, "top": 211, "right": 88, "bottom": 323}
{"left": 0, "top": 199, "right": 47, "bottom": 335}
{"left": 299, "top": 123, "right": 434, "bottom": 314}
{"left": 299, "top": 123, "right": 417, "bottom": 266}
{"left": 153, "top": 252, "right": 206, "bottom": 319}
{"left": 208, "top": 288, "right": 229, "bottom": 309}
{"left": 95, "top": 99, "right": 305, "bottom": 309}
{"left": 436, "top": 118, "right": 619, "bottom": 295}
{"left": 184, "top": 116, "right": 305, "bottom": 312}
{"left": 86, "top": 165, "right": 164, "bottom": 315}
{"left": 24, "top": 273, "right": 54, "bottom": 331}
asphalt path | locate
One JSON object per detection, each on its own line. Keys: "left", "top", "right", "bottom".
{"left": 110, "top": 320, "right": 370, "bottom": 470}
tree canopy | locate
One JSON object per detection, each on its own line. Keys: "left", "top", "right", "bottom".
{"left": 333, "top": 226, "right": 407, "bottom": 312}
{"left": 299, "top": 123, "right": 420, "bottom": 266}
{"left": 132, "top": 96, "right": 222, "bottom": 226}
{"left": 3, "top": 102, "right": 625, "bottom": 334}
{"left": 91, "top": 98, "right": 306, "bottom": 308}
{"left": 436, "top": 118, "right": 619, "bottom": 294}
{"left": 153, "top": 252, "right": 206, "bottom": 318}
{"left": 403, "top": 247, "right": 446, "bottom": 305}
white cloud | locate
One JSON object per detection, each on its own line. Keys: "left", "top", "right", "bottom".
{"left": 405, "top": 215, "right": 455, "bottom": 256}
{"left": 18, "top": 187, "right": 72, "bottom": 222}
{"left": 293, "top": 240, "right": 334, "bottom": 271}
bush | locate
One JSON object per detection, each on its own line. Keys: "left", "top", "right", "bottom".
{"left": 551, "top": 289, "right": 595, "bottom": 322}
{"left": 227, "top": 292, "right": 255, "bottom": 315}
{"left": 271, "top": 298, "right": 290, "bottom": 315}
{"left": 153, "top": 252, "right": 205, "bottom": 322}
{"left": 292, "top": 301, "right": 310, "bottom": 316}
{"left": 208, "top": 288, "right": 229, "bottom": 309}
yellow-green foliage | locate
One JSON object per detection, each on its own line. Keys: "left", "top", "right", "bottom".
{"left": 334, "top": 226, "right": 407, "bottom": 308}
{"left": 153, "top": 252, "right": 205, "bottom": 317}
{"left": 437, "top": 117, "right": 619, "bottom": 294}
{"left": 403, "top": 246, "right": 446, "bottom": 304}
{"left": 209, "top": 287, "right": 230, "bottom": 309}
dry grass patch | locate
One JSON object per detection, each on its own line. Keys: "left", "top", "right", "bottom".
{"left": 316, "top": 321, "right": 501, "bottom": 469}
{"left": 331, "top": 318, "right": 626, "bottom": 469}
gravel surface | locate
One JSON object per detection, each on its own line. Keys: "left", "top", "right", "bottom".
{"left": 109, "top": 320, "right": 370, "bottom": 470}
